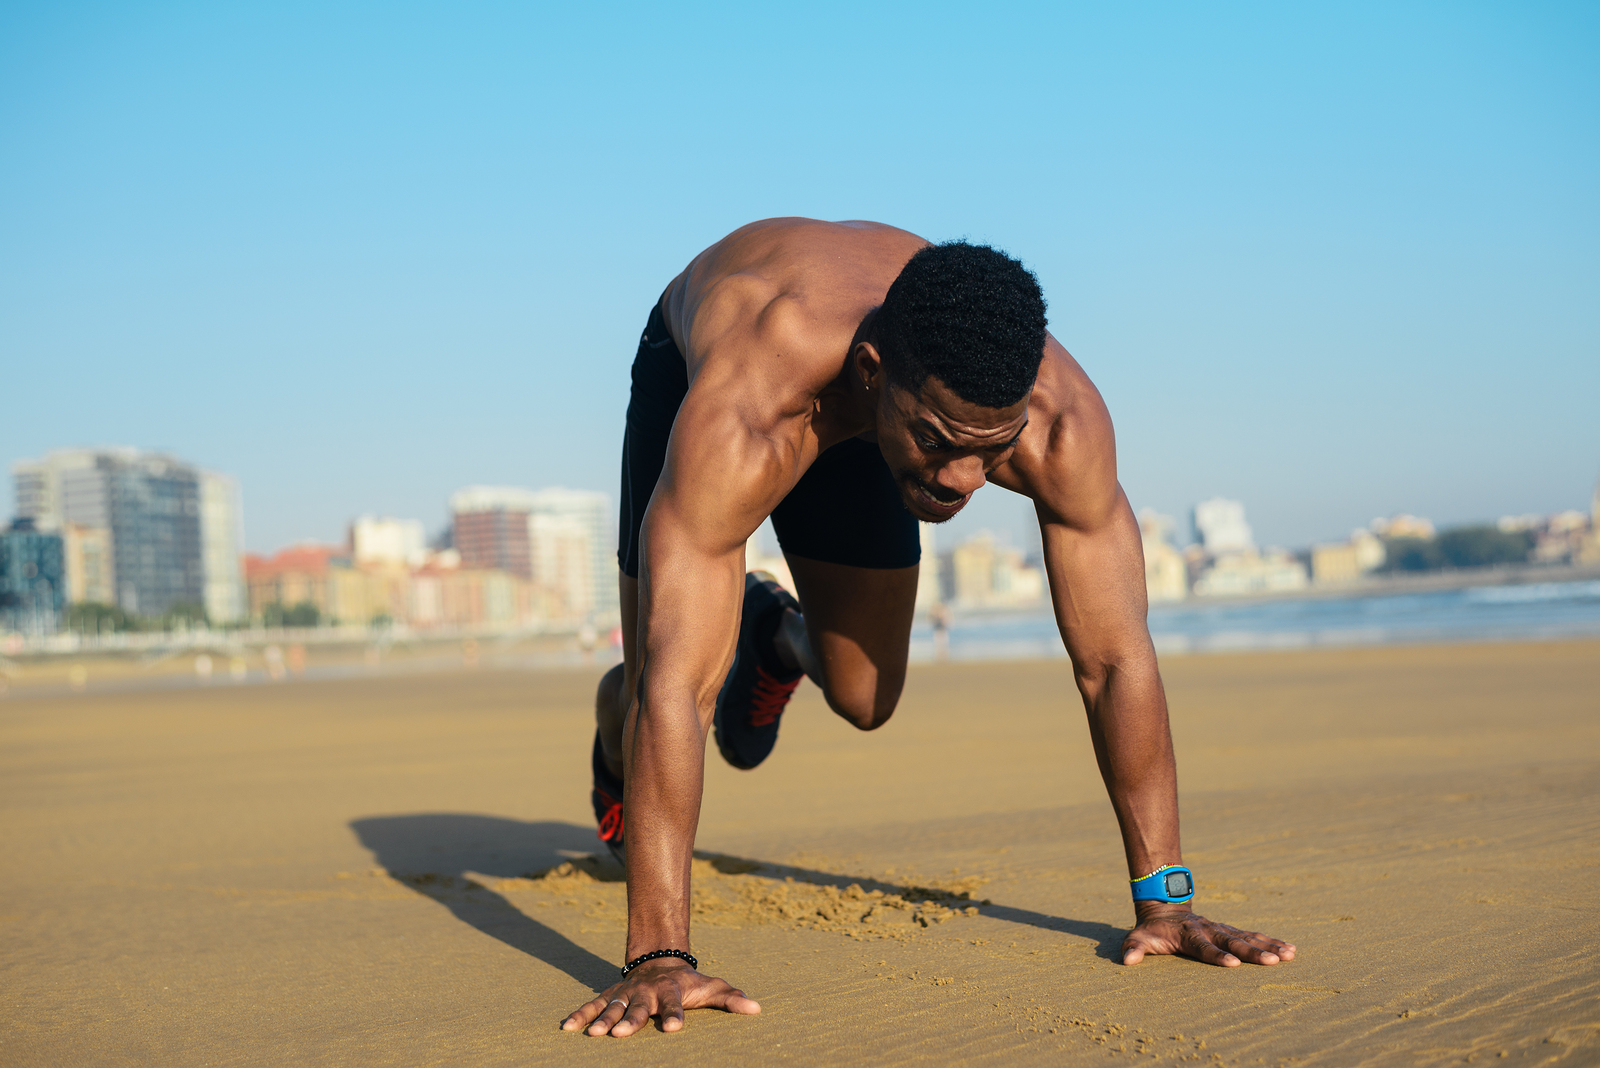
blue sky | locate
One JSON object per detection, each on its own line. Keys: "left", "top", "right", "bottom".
{"left": 3, "top": 1, "right": 1596, "bottom": 553}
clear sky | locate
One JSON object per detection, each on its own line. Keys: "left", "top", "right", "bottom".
{"left": 3, "top": 1, "right": 1596, "bottom": 554}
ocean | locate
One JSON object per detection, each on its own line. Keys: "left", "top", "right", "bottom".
{"left": 908, "top": 579, "right": 1600, "bottom": 662}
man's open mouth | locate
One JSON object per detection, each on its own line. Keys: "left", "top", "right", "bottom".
{"left": 907, "top": 479, "right": 970, "bottom": 520}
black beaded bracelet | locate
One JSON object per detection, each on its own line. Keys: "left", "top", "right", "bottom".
{"left": 621, "top": 949, "right": 697, "bottom": 977}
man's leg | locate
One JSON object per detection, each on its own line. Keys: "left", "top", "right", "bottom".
{"left": 594, "top": 573, "right": 638, "bottom": 781}
{"left": 774, "top": 556, "right": 919, "bottom": 731}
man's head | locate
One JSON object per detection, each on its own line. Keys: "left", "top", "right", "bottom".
{"left": 865, "top": 241, "right": 1048, "bottom": 522}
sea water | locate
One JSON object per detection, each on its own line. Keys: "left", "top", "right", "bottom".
{"left": 908, "top": 579, "right": 1600, "bottom": 662}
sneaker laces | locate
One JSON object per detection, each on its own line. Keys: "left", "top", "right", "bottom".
{"left": 748, "top": 665, "right": 802, "bottom": 728}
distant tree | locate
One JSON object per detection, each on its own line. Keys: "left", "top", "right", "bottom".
{"left": 160, "top": 602, "right": 209, "bottom": 630}
{"left": 369, "top": 612, "right": 394, "bottom": 629}
{"left": 1380, "top": 525, "right": 1535, "bottom": 572}
{"left": 66, "top": 601, "right": 135, "bottom": 633}
{"left": 1380, "top": 537, "right": 1443, "bottom": 572}
{"left": 261, "top": 601, "right": 320, "bottom": 628}
{"left": 282, "top": 601, "right": 320, "bottom": 627}
{"left": 1436, "top": 525, "right": 1534, "bottom": 568}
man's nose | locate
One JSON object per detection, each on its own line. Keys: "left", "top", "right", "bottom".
{"left": 935, "top": 455, "right": 987, "bottom": 497}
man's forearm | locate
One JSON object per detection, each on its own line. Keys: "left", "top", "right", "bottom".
{"left": 1082, "top": 657, "right": 1182, "bottom": 879}
{"left": 621, "top": 684, "right": 710, "bottom": 958}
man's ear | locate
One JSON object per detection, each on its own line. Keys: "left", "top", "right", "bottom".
{"left": 852, "top": 342, "right": 885, "bottom": 391}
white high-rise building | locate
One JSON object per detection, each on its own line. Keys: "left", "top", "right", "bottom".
{"left": 1192, "top": 498, "right": 1255, "bottom": 554}
{"left": 199, "top": 470, "right": 246, "bottom": 623}
{"left": 526, "top": 488, "right": 616, "bottom": 618}
{"left": 448, "top": 485, "right": 617, "bottom": 619}
{"left": 350, "top": 516, "right": 426, "bottom": 567}
{"left": 530, "top": 511, "right": 595, "bottom": 618}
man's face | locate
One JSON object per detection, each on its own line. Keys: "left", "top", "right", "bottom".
{"left": 875, "top": 375, "right": 1031, "bottom": 523}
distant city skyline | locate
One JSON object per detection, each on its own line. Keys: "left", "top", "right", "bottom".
{"left": 3, "top": 4, "right": 1596, "bottom": 553}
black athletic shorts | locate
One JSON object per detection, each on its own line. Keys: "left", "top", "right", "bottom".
{"left": 618, "top": 300, "right": 921, "bottom": 578}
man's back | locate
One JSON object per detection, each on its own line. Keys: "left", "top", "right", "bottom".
{"left": 662, "top": 218, "right": 928, "bottom": 400}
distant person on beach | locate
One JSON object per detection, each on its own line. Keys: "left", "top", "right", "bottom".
{"left": 564, "top": 218, "right": 1296, "bottom": 1038}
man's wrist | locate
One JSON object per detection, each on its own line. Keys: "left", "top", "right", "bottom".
{"left": 626, "top": 930, "right": 692, "bottom": 961}
{"left": 1133, "top": 899, "right": 1193, "bottom": 924}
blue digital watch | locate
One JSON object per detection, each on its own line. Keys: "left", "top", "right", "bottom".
{"left": 1130, "top": 865, "right": 1195, "bottom": 903}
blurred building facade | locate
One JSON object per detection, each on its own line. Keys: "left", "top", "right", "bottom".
{"left": 199, "top": 471, "right": 245, "bottom": 623}
{"left": 1192, "top": 498, "right": 1254, "bottom": 554}
{"left": 1138, "top": 510, "right": 1187, "bottom": 603}
{"left": 1193, "top": 549, "right": 1309, "bottom": 597}
{"left": 451, "top": 486, "right": 536, "bottom": 577}
{"left": 244, "top": 540, "right": 559, "bottom": 630}
{"left": 1189, "top": 498, "right": 1309, "bottom": 597}
{"left": 1311, "top": 529, "right": 1385, "bottom": 585}
{"left": 1370, "top": 514, "right": 1436, "bottom": 540}
{"left": 350, "top": 516, "right": 427, "bottom": 568}
{"left": 0, "top": 519, "right": 65, "bottom": 633}
{"left": 62, "top": 522, "right": 114, "bottom": 605}
{"left": 947, "top": 531, "right": 1044, "bottom": 609}
{"left": 11, "top": 448, "right": 245, "bottom": 622}
{"left": 450, "top": 485, "right": 615, "bottom": 619}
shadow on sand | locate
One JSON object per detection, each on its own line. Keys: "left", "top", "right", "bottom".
{"left": 350, "top": 813, "right": 620, "bottom": 991}
{"left": 351, "top": 813, "right": 1129, "bottom": 992}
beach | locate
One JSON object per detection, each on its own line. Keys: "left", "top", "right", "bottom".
{"left": 2, "top": 639, "right": 1597, "bottom": 1066}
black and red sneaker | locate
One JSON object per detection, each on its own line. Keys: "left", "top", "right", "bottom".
{"left": 713, "top": 571, "right": 805, "bottom": 770}
{"left": 590, "top": 730, "right": 626, "bottom": 865}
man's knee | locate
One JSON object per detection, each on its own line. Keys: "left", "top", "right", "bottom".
{"left": 596, "top": 662, "right": 626, "bottom": 711}
{"left": 822, "top": 676, "right": 903, "bottom": 732}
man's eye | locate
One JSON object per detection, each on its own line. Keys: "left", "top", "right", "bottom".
{"left": 917, "top": 438, "right": 942, "bottom": 451}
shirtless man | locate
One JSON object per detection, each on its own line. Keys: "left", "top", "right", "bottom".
{"left": 562, "top": 219, "right": 1295, "bottom": 1038}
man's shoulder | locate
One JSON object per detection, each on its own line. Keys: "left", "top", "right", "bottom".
{"left": 673, "top": 219, "right": 923, "bottom": 380}
{"left": 719, "top": 216, "right": 923, "bottom": 253}
{"left": 679, "top": 218, "right": 926, "bottom": 329}
{"left": 993, "top": 336, "right": 1120, "bottom": 520}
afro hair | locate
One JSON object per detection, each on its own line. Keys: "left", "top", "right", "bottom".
{"left": 874, "top": 241, "right": 1047, "bottom": 409}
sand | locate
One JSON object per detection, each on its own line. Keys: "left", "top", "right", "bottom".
{"left": 2, "top": 640, "right": 1597, "bottom": 1066}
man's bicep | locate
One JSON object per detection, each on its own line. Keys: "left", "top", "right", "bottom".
{"left": 648, "top": 384, "right": 802, "bottom": 561}
{"left": 635, "top": 389, "right": 803, "bottom": 714}
{"left": 1038, "top": 490, "right": 1155, "bottom": 680}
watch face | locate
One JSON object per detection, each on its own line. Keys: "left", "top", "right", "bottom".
{"left": 1165, "top": 871, "right": 1193, "bottom": 897}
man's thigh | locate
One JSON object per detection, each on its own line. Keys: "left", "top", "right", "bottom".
{"left": 783, "top": 555, "right": 919, "bottom": 731}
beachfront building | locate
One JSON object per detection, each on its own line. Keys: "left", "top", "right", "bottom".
{"left": 525, "top": 487, "right": 616, "bottom": 617}
{"left": 1371, "top": 513, "right": 1435, "bottom": 540}
{"left": 914, "top": 522, "right": 940, "bottom": 610}
{"left": 245, "top": 544, "right": 342, "bottom": 620}
{"left": 350, "top": 516, "right": 428, "bottom": 568}
{"left": 1138, "top": 510, "right": 1188, "bottom": 603}
{"left": 244, "top": 536, "right": 569, "bottom": 632}
{"left": 1312, "top": 530, "right": 1386, "bottom": 586}
{"left": 245, "top": 543, "right": 416, "bottom": 627}
{"left": 62, "top": 522, "right": 114, "bottom": 605}
{"left": 0, "top": 519, "right": 65, "bottom": 634}
{"left": 11, "top": 448, "right": 245, "bottom": 623}
{"left": 199, "top": 471, "right": 246, "bottom": 623}
{"left": 1582, "top": 479, "right": 1600, "bottom": 565}
{"left": 1193, "top": 498, "right": 1254, "bottom": 554}
{"left": 1193, "top": 550, "right": 1309, "bottom": 597}
{"left": 451, "top": 487, "right": 536, "bottom": 578}
{"left": 948, "top": 531, "right": 1044, "bottom": 609}
{"left": 450, "top": 485, "right": 616, "bottom": 621}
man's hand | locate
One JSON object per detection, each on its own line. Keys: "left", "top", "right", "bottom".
{"left": 1122, "top": 903, "right": 1297, "bottom": 968}
{"left": 560, "top": 959, "right": 761, "bottom": 1037}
